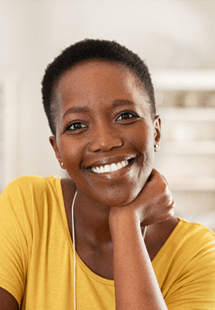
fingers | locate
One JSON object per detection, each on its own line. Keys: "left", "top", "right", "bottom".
{"left": 150, "top": 169, "right": 169, "bottom": 186}
{"left": 169, "top": 208, "right": 175, "bottom": 216}
{"left": 140, "top": 169, "right": 175, "bottom": 225}
{"left": 142, "top": 200, "right": 175, "bottom": 226}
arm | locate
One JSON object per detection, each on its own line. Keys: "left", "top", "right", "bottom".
{"left": 0, "top": 288, "right": 19, "bottom": 310}
{"left": 0, "top": 178, "right": 32, "bottom": 310}
{"left": 109, "top": 169, "right": 174, "bottom": 310}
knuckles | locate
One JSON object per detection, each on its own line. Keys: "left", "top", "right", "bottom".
{"left": 137, "top": 171, "right": 175, "bottom": 226}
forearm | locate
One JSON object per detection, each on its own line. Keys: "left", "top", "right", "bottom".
{"left": 110, "top": 213, "right": 168, "bottom": 310}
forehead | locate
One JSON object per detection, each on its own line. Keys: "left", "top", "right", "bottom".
{"left": 59, "top": 58, "right": 141, "bottom": 84}
{"left": 53, "top": 59, "right": 151, "bottom": 114}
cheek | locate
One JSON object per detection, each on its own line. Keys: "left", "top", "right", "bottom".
{"left": 59, "top": 139, "right": 83, "bottom": 172}
{"left": 131, "top": 127, "right": 155, "bottom": 180}
{"left": 128, "top": 123, "right": 154, "bottom": 156}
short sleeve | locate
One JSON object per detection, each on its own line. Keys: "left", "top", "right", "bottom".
{"left": 0, "top": 177, "right": 34, "bottom": 306}
{"left": 165, "top": 228, "right": 215, "bottom": 310}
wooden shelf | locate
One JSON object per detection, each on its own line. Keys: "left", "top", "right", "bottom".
{"left": 149, "top": 71, "right": 215, "bottom": 220}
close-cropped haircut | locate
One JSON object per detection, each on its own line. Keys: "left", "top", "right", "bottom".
{"left": 41, "top": 39, "right": 156, "bottom": 136}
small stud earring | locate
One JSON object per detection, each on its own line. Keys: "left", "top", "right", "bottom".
{"left": 154, "top": 144, "right": 159, "bottom": 150}
{"left": 61, "top": 162, "right": 64, "bottom": 167}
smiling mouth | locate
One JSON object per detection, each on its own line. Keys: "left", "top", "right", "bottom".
{"left": 89, "top": 158, "right": 134, "bottom": 174}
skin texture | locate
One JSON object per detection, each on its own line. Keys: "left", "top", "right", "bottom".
{"left": 0, "top": 289, "right": 19, "bottom": 310}
{"left": 50, "top": 59, "right": 177, "bottom": 310}
{"left": 51, "top": 59, "right": 160, "bottom": 207}
{"left": 0, "top": 59, "right": 177, "bottom": 309}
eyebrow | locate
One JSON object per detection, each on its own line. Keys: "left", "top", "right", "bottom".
{"left": 63, "top": 99, "right": 135, "bottom": 119}
{"left": 112, "top": 99, "right": 135, "bottom": 108}
{"left": 63, "top": 106, "right": 90, "bottom": 118}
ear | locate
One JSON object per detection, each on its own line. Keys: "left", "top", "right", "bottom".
{"left": 49, "top": 136, "right": 65, "bottom": 169}
{"left": 153, "top": 115, "right": 161, "bottom": 152}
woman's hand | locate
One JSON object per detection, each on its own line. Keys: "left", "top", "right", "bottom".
{"left": 109, "top": 169, "right": 173, "bottom": 310}
{"left": 109, "top": 169, "right": 174, "bottom": 228}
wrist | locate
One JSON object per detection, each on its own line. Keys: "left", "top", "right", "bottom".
{"left": 109, "top": 207, "right": 141, "bottom": 239}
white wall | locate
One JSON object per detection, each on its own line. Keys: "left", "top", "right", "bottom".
{"left": 0, "top": 0, "right": 215, "bottom": 184}
{"left": 38, "top": 0, "right": 215, "bottom": 69}
{"left": 0, "top": 1, "right": 62, "bottom": 182}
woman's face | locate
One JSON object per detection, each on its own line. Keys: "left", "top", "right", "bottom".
{"left": 50, "top": 59, "right": 161, "bottom": 207}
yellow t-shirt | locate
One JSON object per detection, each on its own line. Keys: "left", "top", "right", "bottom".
{"left": 0, "top": 176, "right": 215, "bottom": 309}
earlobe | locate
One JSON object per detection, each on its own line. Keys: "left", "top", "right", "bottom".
{"left": 49, "top": 136, "right": 65, "bottom": 168}
{"left": 153, "top": 116, "right": 161, "bottom": 151}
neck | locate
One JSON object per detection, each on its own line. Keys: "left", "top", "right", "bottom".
{"left": 74, "top": 187, "right": 113, "bottom": 245}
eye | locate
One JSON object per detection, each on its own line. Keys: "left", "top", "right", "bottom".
{"left": 116, "top": 111, "right": 138, "bottom": 121}
{"left": 66, "top": 122, "right": 88, "bottom": 132}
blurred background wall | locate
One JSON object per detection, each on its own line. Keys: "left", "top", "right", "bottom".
{"left": 0, "top": 0, "right": 215, "bottom": 228}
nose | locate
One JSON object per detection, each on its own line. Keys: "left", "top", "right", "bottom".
{"left": 89, "top": 123, "right": 123, "bottom": 152}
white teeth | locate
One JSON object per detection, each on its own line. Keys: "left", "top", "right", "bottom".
{"left": 100, "top": 166, "right": 105, "bottom": 173}
{"left": 91, "top": 160, "right": 130, "bottom": 174}
{"left": 104, "top": 165, "right": 109, "bottom": 173}
{"left": 117, "top": 161, "right": 127, "bottom": 170}
{"left": 117, "top": 162, "right": 122, "bottom": 170}
{"left": 111, "top": 163, "right": 118, "bottom": 171}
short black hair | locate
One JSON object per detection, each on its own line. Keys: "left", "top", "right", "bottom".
{"left": 41, "top": 39, "right": 156, "bottom": 136}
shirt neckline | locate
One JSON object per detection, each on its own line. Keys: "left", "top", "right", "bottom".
{"left": 54, "top": 176, "right": 182, "bottom": 285}
{"left": 55, "top": 177, "right": 114, "bottom": 286}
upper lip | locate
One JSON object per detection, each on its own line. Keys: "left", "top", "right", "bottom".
{"left": 84, "top": 155, "right": 136, "bottom": 169}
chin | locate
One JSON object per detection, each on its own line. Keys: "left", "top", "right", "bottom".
{"left": 91, "top": 182, "right": 144, "bottom": 207}
{"left": 76, "top": 165, "right": 152, "bottom": 207}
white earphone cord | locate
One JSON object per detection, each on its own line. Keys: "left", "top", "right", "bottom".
{"left": 71, "top": 190, "right": 147, "bottom": 310}
{"left": 71, "top": 191, "right": 78, "bottom": 310}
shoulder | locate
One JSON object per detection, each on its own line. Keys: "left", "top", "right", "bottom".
{"left": 0, "top": 175, "right": 62, "bottom": 215}
{"left": 3, "top": 175, "right": 58, "bottom": 189}
{"left": 168, "top": 218, "right": 215, "bottom": 271}
{"left": 160, "top": 220, "right": 215, "bottom": 308}
{"left": 154, "top": 219, "right": 215, "bottom": 300}
{"left": 1, "top": 175, "right": 60, "bottom": 196}
{"left": 153, "top": 218, "right": 215, "bottom": 269}
{"left": 177, "top": 218, "right": 215, "bottom": 246}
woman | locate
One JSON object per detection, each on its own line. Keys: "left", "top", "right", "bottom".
{"left": 0, "top": 39, "right": 215, "bottom": 310}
